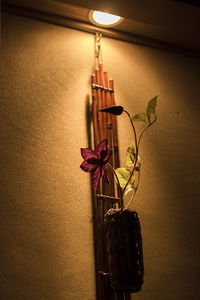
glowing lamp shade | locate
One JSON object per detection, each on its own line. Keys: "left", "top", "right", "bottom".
{"left": 89, "top": 10, "right": 123, "bottom": 27}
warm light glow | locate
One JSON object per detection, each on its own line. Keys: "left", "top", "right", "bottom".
{"left": 89, "top": 10, "right": 123, "bottom": 27}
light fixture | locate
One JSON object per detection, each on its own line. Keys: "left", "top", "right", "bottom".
{"left": 89, "top": 10, "right": 124, "bottom": 28}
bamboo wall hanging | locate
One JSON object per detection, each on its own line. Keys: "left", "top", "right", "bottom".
{"left": 80, "top": 33, "right": 158, "bottom": 300}
{"left": 91, "top": 33, "right": 134, "bottom": 300}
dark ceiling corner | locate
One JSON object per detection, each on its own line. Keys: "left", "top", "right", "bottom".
{"left": 174, "top": 0, "right": 200, "bottom": 7}
{"left": 2, "top": 0, "right": 200, "bottom": 57}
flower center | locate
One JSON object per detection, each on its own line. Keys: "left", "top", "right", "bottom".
{"left": 87, "top": 158, "right": 98, "bottom": 165}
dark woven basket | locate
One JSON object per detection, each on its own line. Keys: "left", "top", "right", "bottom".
{"left": 104, "top": 208, "right": 144, "bottom": 292}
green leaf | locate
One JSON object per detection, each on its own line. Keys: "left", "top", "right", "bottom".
{"left": 115, "top": 168, "right": 135, "bottom": 190}
{"left": 147, "top": 96, "right": 157, "bottom": 118}
{"left": 124, "top": 186, "right": 134, "bottom": 195}
{"left": 126, "top": 144, "right": 136, "bottom": 168}
{"left": 126, "top": 144, "right": 141, "bottom": 171}
{"left": 131, "top": 113, "right": 148, "bottom": 123}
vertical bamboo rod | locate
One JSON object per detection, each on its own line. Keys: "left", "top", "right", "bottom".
{"left": 109, "top": 79, "right": 120, "bottom": 169}
{"left": 96, "top": 69, "right": 104, "bottom": 141}
{"left": 109, "top": 80, "right": 117, "bottom": 146}
{"left": 97, "top": 64, "right": 113, "bottom": 299}
{"left": 92, "top": 71, "right": 106, "bottom": 300}
{"left": 92, "top": 74, "right": 98, "bottom": 149}
{"left": 100, "top": 66, "right": 115, "bottom": 300}
{"left": 104, "top": 71, "right": 115, "bottom": 208}
{"left": 104, "top": 72, "right": 112, "bottom": 137}
{"left": 99, "top": 64, "right": 107, "bottom": 135}
{"left": 109, "top": 79, "right": 122, "bottom": 204}
{"left": 102, "top": 70, "right": 117, "bottom": 300}
{"left": 92, "top": 61, "right": 131, "bottom": 300}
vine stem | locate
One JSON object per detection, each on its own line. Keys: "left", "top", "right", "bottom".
{"left": 106, "top": 110, "right": 156, "bottom": 210}
{"left": 121, "top": 110, "right": 139, "bottom": 201}
{"left": 125, "top": 169, "right": 141, "bottom": 210}
{"left": 106, "top": 163, "right": 123, "bottom": 209}
{"left": 124, "top": 113, "right": 156, "bottom": 209}
{"left": 138, "top": 115, "right": 157, "bottom": 147}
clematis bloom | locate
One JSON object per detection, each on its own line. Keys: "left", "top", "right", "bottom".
{"left": 80, "top": 139, "right": 112, "bottom": 189}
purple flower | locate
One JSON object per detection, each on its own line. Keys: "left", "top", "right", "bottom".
{"left": 80, "top": 139, "right": 112, "bottom": 189}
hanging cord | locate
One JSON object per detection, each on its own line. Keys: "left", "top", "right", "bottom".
{"left": 95, "top": 32, "right": 103, "bottom": 69}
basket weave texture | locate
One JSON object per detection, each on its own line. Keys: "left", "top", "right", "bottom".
{"left": 105, "top": 209, "right": 144, "bottom": 292}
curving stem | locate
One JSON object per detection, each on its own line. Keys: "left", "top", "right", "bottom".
{"left": 106, "top": 163, "right": 123, "bottom": 209}
{"left": 121, "top": 110, "right": 139, "bottom": 201}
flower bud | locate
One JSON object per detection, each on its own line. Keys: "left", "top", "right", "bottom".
{"left": 99, "top": 106, "right": 123, "bottom": 115}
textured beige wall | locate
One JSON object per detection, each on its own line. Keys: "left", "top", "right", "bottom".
{"left": 103, "top": 41, "right": 200, "bottom": 300}
{"left": 0, "top": 12, "right": 96, "bottom": 300}
{"left": 1, "top": 12, "right": 200, "bottom": 300}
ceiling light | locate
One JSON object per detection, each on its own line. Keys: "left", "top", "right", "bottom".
{"left": 89, "top": 10, "right": 124, "bottom": 27}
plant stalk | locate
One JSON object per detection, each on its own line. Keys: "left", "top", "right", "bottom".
{"left": 106, "top": 163, "right": 123, "bottom": 209}
{"left": 125, "top": 169, "right": 141, "bottom": 210}
{"left": 121, "top": 110, "right": 139, "bottom": 201}
{"left": 138, "top": 115, "right": 157, "bottom": 147}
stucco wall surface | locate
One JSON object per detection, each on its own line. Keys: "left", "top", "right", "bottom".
{"left": 1, "top": 12, "right": 200, "bottom": 300}
{"left": 0, "top": 12, "right": 96, "bottom": 300}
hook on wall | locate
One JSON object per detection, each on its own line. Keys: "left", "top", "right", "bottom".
{"left": 95, "top": 32, "right": 103, "bottom": 66}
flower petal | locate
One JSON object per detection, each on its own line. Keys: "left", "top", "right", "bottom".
{"left": 91, "top": 167, "right": 101, "bottom": 189}
{"left": 96, "top": 139, "right": 108, "bottom": 157}
{"left": 101, "top": 149, "right": 112, "bottom": 164}
{"left": 80, "top": 160, "right": 97, "bottom": 173}
{"left": 102, "top": 166, "right": 109, "bottom": 184}
{"left": 81, "top": 148, "right": 98, "bottom": 160}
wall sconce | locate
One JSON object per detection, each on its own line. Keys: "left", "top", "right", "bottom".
{"left": 89, "top": 10, "right": 124, "bottom": 27}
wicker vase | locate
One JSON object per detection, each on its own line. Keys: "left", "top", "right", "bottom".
{"left": 104, "top": 208, "right": 144, "bottom": 293}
